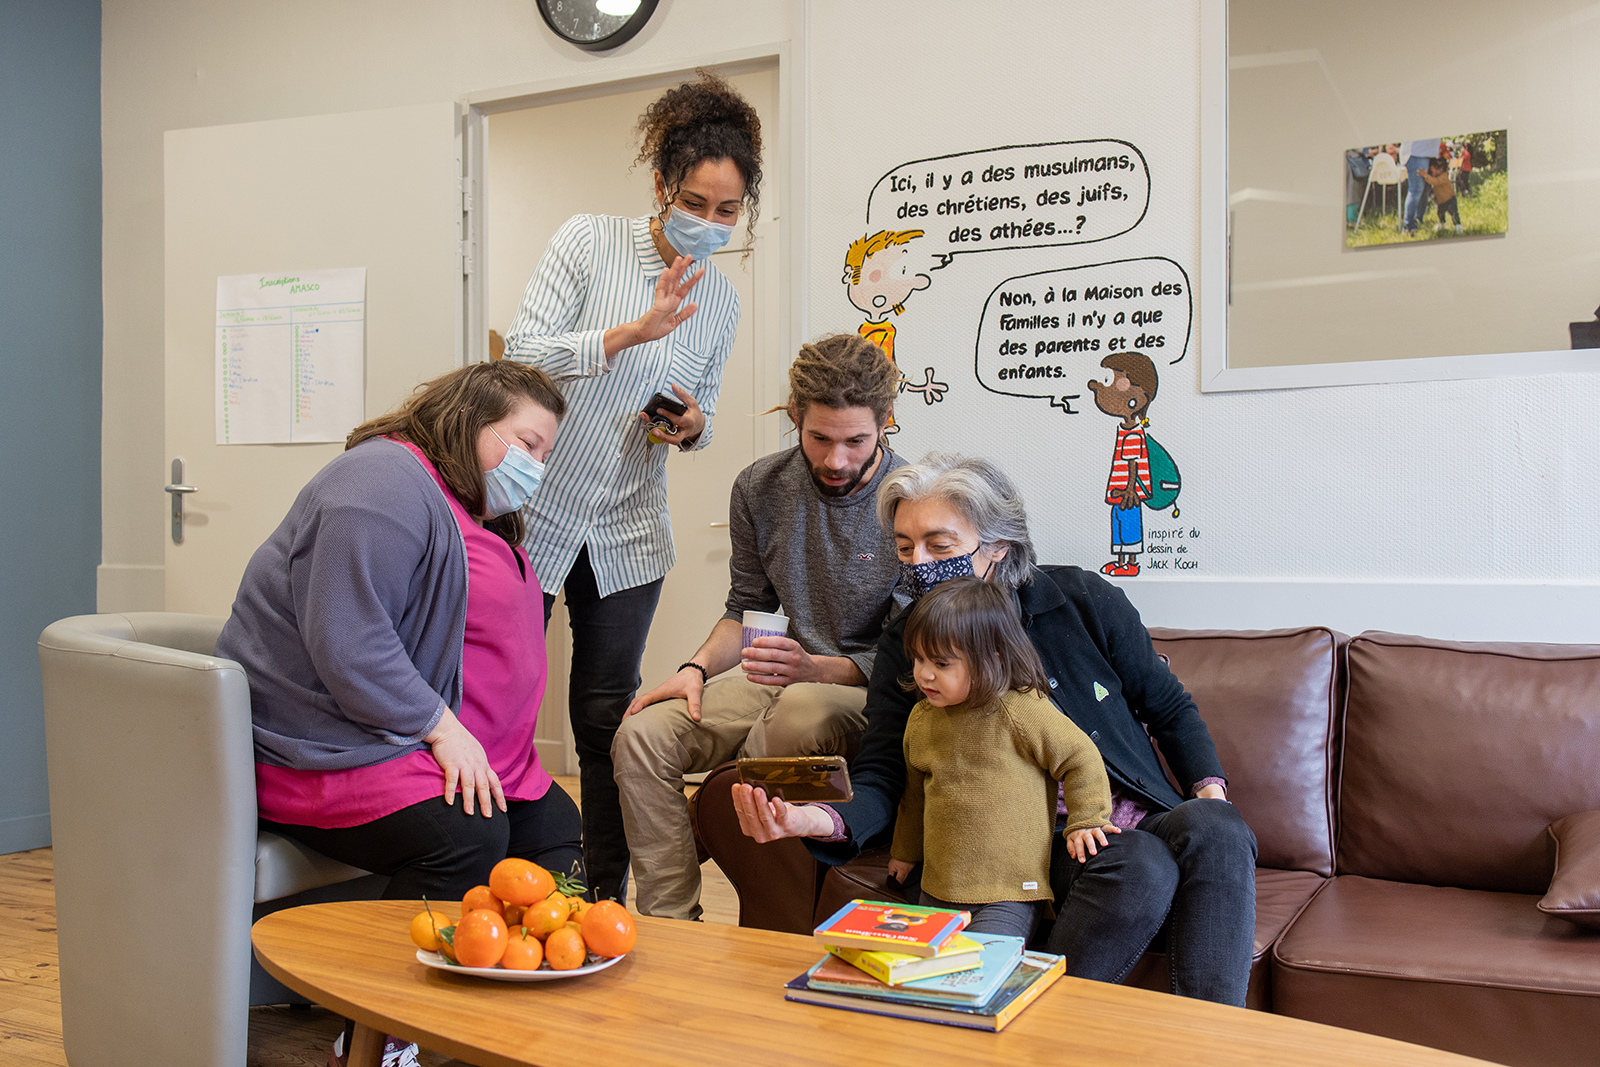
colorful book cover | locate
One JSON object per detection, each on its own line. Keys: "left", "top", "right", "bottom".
{"left": 784, "top": 950, "right": 1066, "bottom": 1032}
{"left": 812, "top": 899, "right": 970, "bottom": 958}
{"left": 827, "top": 932, "right": 983, "bottom": 985}
{"left": 820, "top": 933, "right": 1025, "bottom": 1003}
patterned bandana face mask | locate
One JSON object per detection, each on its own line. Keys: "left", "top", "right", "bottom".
{"left": 898, "top": 553, "right": 988, "bottom": 600}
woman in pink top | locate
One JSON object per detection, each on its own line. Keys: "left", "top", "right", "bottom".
{"left": 218, "top": 361, "right": 582, "bottom": 903}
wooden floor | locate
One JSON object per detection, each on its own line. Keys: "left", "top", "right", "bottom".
{"left": 0, "top": 776, "right": 740, "bottom": 1067}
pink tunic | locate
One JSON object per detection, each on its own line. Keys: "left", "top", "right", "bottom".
{"left": 256, "top": 441, "right": 553, "bottom": 827}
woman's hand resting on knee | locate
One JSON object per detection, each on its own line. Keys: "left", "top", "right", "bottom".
{"left": 731, "top": 783, "right": 835, "bottom": 841}
{"left": 425, "top": 708, "right": 507, "bottom": 817}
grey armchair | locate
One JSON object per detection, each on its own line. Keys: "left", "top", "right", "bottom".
{"left": 39, "top": 612, "right": 374, "bottom": 1067}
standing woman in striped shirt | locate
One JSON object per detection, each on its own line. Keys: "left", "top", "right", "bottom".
{"left": 503, "top": 72, "right": 762, "bottom": 903}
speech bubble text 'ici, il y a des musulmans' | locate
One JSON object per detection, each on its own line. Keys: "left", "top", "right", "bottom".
{"left": 866, "top": 141, "right": 1151, "bottom": 268}
{"left": 975, "top": 258, "right": 1191, "bottom": 414}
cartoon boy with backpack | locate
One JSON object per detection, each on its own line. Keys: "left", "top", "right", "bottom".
{"left": 1087, "top": 351, "right": 1180, "bottom": 577}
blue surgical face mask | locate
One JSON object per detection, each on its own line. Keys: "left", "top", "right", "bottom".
{"left": 898, "top": 552, "right": 991, "bottom": 600}
{"left": 482, "top": 428, "right": 545, "bottom": 518}
{"left": 661, "top": 205, "right": 735, "bottom": 261}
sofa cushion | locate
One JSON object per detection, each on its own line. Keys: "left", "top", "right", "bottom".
{"left": 1339, "top": 633, "right": 1600, "bottom": 893}
{"left": 1149, "top": 627, "right": 1342, "bottom": 876}
{"left": 1273, "top": 875, "right": 1600, "bottom": 1067}
{"left": 1541, "top": 811, "right": 1600, "bottom": 930}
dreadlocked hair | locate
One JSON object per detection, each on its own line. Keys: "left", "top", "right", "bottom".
{"left": 636, "top": 70, "right": 764, "bottom": 244}
{"left": 346, "top": 361, "right": 565, "bottom": 549}
{"left": 776, "top": 333, "right": 899, "bottom": 430}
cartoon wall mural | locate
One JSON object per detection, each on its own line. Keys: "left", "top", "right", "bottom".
{"left": 1088, "top": 351, "right": 1182, "bottom": 576}
{"left": 842, "top": 229, "right": 948, "bottom": 430}
{"left": 834, "top": 141, "right": 1203, "bottom": 578}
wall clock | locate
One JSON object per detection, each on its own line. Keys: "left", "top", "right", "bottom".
{"left": 537, "top": 0, "right": 661, "bottom": 52}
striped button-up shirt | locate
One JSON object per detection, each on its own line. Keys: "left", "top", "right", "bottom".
{"left": 504, "top": 214, "right": 740, "bottom": 597}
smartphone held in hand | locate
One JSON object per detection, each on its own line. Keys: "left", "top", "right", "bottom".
{"left": 737, "top": 755, "right": 852, "bottom": 803}
{"left": 643, "top": 390, "right": 689, "bottom": 427}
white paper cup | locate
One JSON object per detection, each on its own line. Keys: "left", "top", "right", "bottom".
{"left": 741, "top": 609, "right": 789, "bottom": 649}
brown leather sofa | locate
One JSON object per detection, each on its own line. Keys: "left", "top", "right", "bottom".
{"left": 690, "top": 628, "right": 1600, "bottom": 1067}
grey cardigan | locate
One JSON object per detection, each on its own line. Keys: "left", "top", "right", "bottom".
{"left": 217, "top": 438, "right": 466, "bottom": 771}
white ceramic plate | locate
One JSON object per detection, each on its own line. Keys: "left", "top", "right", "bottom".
{"left": 415, "top": 949, "right": 626, "bottom": 982}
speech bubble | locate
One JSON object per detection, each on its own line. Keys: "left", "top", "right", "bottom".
{"left": 865, "top": 141, "right": 1150, "bottom": 268}
{"left": 974, "top": 257, "right": 1192, "bottom": 414}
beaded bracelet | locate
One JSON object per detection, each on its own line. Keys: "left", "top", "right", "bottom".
{"left": 678, "top": 661, "right": 709, "bottom": 683}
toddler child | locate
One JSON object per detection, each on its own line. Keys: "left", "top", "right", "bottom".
{"left": 1424, "top": 157, "right": 1462, "bottom": 233}
{"left": 886, "top": 577, "right": 1117, "bottom": 940}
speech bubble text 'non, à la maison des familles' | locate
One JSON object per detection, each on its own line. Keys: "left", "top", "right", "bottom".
{"left": 975, "top": 257, "right": 1192, "bottom": 414}
{"left": 865, "top": 141, "right": 1151, "bottom": 267}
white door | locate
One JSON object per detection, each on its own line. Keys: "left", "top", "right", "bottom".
{"left": 482, "top": 69, "right": 782, "bottom": 774}
{"left": 164, "top": 103, "right": 463, "bottom": 615}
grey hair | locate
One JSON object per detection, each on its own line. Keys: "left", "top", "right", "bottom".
{"left": 876, "top": 452, "right": 1037, "bottom": 591}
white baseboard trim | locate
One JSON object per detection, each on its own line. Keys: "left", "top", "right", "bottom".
{"left": 1115, "top": 579, "right": 1600, "bottom": 644}
{"left": 96, "top": 563, "right": 165, "bottom": 613}
{"left": 0, "top": 812, "right": 51, "bottom": 855}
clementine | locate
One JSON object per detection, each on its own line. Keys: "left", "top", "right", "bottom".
{"left": 453, "top": 908, "right": 509, "bottom": 968}
{"left": 500, "top": 928, "right": 544, "bottom": 971}
{"left": 522, "top": 897, "right": 570, "bottom": 940}
{"left": 544, "top": 926, "right": 587, "bottom": 971}
{"left": 461, "top": 884, "right": 504, "bottom": 917}
{"left": 580, "top": 900, "right": 637, "bottom": 959}
{"left": 489, "top": 858, "right": 555, "bottom": 906}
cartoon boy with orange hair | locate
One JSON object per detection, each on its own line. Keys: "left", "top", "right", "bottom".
{"left": 842, "top": 230, "right": 947, "bottom": 423}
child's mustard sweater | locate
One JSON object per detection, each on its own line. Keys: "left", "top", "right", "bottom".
{"left": 891, "top": 688, "right": 1113, "bottom": 904}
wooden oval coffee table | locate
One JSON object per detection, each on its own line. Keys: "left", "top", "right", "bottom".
{"left": 252, "top": 900, "right": 1495, "bottom": 1067}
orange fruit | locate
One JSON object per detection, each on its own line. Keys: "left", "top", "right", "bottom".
{"left": 409, "top": 909, "right": 451, "bottom": 952}
{"left": 489, "top": 858, "right": 555, "bottom": 907}
{"left": 544, "top": 926, "right": 587, "bottom": 971}
{"left": 500, "top": 928, "right": 544, "bottom": 971}
{"left": 568, "top": 898, "right": 593, "bottom": 923}
{"left": 503, "top": 903, "right": 526, "bottom": 927}
{"left": 580, "top": 900, "right": 637, "bottom": 959}
{"left": 436, "top": 927, "right": 459, "bottom": 964}
{"left": 462, "top": 885, "right": 504, "bottom": 917}
{"left": 522, "top": 897, "right": 570, "bottom": 940}
{"left": 453, "top": 908, "right": 509, "bottom": 968}
{"left": 546, "top": 891, "right": 577, "bottom": 918}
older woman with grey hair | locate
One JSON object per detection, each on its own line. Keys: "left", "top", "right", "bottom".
{"left": 732, "top": 452, "right": 1257, "bottom": 1006}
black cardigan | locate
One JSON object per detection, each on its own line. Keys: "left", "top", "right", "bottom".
{"left": 808, "top": 564, "right": 1225, "bottom": 865}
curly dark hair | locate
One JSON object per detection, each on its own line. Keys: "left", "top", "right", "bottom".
{"left": 636, "top": 70, "right": 763, "bottom": 243}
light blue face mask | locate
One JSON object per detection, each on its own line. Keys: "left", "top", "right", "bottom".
{"left": 661, "top": 205, "right": 736, "bottom": 261}
{"left": 482, "top": 428, "right": 545, "bottom": 518}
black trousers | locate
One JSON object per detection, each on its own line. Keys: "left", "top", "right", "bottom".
{"left": 544, "top": 544, "right": 664, "bottom": 903}
{"left": 262, "top": 784, "right": 583, "bottom": 901}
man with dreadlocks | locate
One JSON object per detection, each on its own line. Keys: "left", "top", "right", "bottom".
{"left": 612, "top": 334, "right": 905, "bottom": 920}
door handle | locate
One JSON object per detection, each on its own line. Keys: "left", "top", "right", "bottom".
{"left": 164, "top": 459, "right": 198, "bottom": 544}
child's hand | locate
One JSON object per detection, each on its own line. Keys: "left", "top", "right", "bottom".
{"left": 1065, "top": 823, "right": 1122, "bottom": 863}
{"left": 886, "top": 858, "right": 916, "bottom": 884}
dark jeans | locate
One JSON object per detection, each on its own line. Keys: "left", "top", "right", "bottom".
{"left": 1045, "top": 798, "right": 1257, "bottom": 1006}
{"left": 919, "top": 889, "right": 1039, "bottom": 941}
{"left": 261, "top": 783, "right": 584, "bottom": 901}
{"left": 544, "top": 544, "right": 664, "bottom": 903}
{"left": 1437, "top": 197, "right": 1461, "bottom": 226}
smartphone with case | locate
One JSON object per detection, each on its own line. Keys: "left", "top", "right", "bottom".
{"left": 643, "top": 390, "right": 689, "bottom": 427}
{"left": 736, "top": 755, "right": 852, "bottom": 803}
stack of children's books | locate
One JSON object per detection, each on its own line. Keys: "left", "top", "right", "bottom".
{"left": 783, "top": 899, "right": 1065, "bottom": 1032}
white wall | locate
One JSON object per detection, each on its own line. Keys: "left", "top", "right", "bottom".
{"left": 102, "top": 0, "right": 1600, "bottom": 641}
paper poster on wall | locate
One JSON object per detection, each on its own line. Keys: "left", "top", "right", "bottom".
{"left": 215, "top": 268, "right": 366, "bottom": 444}
{"left": 840, "top": 142, "right": 1199, "bottom": 578}
{"left": 1346, "top": 131, "right": 1507, "bottom": 247}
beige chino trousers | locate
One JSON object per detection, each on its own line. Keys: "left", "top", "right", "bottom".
{"left": 612, "top": 672, "right": 867, "bottom": 921}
